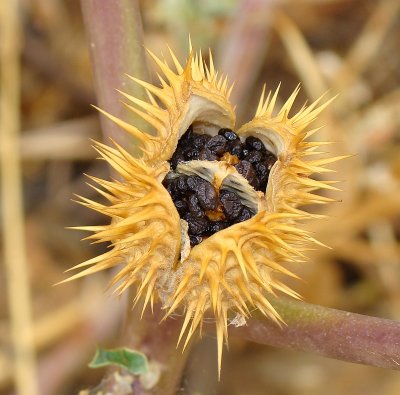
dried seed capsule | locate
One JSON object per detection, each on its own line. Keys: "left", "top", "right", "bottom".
{"left": 185, "top": 213, "right": 209, "bottom": 235}
{"left": 219, "top": 189, "right": 244, "bottom": 220}
{"left": 238, "top": 206, "right": 253, "bottom": 222}
{"left": 234, "top": 160, "right": 258, "bottom": 188}
{"left": 188, "top": 194, "right": 205, "bottom": 218}
{"left": 68, "top": 44, "right": 341, "bottom": 380}
{"left": 197, "top": 180, "right": 218, "bottom": 211}
{"left": 205, "top": 135, "right": 227, "bottom": 156}
{"left": 218, "top": 128, "right": 238, "bottom": 141}
{"left": 198, "top": 148, "right": 218, "bottom": 161}
{"left": 245, "top": 136, "right": 266, "bottom": 152}
{"left": 246, "top": 150, "right": 263, "bottom": 164}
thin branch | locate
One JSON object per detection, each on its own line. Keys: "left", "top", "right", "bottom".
{"left": 81, "top": 0, "right": 149, "bottom": 150}
{"left": 121, "top": 304, "right": 190, "bottom": 395}
{"left": 235, "top": 297, "right": 400, "bottom": 370}
{"left": 217, "top": 0, "right": 276, "bottom": 120}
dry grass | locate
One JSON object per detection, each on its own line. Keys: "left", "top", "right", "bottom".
{"left": 1, "top": 0, "right": 400, "bottom": 393}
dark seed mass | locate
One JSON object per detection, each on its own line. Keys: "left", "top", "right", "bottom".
{"left": 245, "top": 136, "right": 266, "bottom": 152}
{"left": 238, "top": 206, "right": 253, "bottom": 222}
{"left": 235, "top": 160, "right": 258, "bottom": 188}
{"left": 219, "top": 189, "right": 244, "bottom": 221}
{"left": 163, "top": 126, "right": 277, "bottom": 246}
{"left": 189, "top": 234, "right": 203, "bottom": 246}
{"left": 206, "top": 135, "right": 227, "bottom": 156}
{"left": 207, "top": 220, "right": 229, "bottom": 234}
{"left": 200, "top": 148, "right": 218, "bottom": 161}
{"left": 188, "top": 194, "right": 204, "bottom": 218}
{"left": 228, "top": 140, "right": 243, "bottom": 157}
{"left": 185, "top": 213, "right": 209, "bottom": 235}
{"left": 197, "top": 182, "right": 218, "bottom": 211}
{"left": 246, "top": 150, "right": 263, "bottom": 164}
{"left": 218, "top": 128, "right": 238, "bottom": 141}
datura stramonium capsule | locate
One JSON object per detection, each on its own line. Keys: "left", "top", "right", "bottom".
{"left": 64, "top": 44, "right": 343, "bottom": 376}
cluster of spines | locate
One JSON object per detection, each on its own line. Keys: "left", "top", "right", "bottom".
{"left": 62, "top": 140, "right": 181, "bottom": 316}
{"left": 158, "top": 84, "right": 344, "bottom": 377}
{"left": 249, "top": 84, "right": 345, "bottom": 219}
{"left": 163, "top": 211, "right": 315, "bottom": 377}
{"left": 96, "top": 44, "right": 234, "bottom": 165}
{"left": 62, "top": 44, "right": 345, "bottom": 379}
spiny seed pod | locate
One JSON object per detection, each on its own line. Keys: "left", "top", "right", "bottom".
{"left": 63, "top": 43, "right": 344, "bottom": 377}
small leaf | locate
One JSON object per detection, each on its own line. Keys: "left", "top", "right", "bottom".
{"left": 89, "top": 347, "right": 148, "bottom": 374}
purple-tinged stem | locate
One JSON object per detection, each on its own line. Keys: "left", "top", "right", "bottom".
{"left": 81, "top": 0, "right": 149, "bottom": 151}
{"left": 80, "top": 2, "right": 188, "bottom": 393}
{"left": 217, "top": 0, "right": 276, "bottom": 121}
{"left": 121, "top": 305, "right": 190, "bottom": 395}
{"left": 235, "top": 297, "right": 400, "bottom": 370}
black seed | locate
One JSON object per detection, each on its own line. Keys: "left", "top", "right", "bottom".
{"left": 245, "top": 136, "right": 266, "bottom": 152}
{"left": 240, "top": 148, "right": 249, "bottom": 159}
{"left": 162, "top": 176, "right": 171, "bottom": 187}
{"left": 219, "top": 189, "right": 244, "bottom": 220}
{"left": 170, "top": 149, "right": 185, "bottom": 170}
{"left": 189, "top": 234, "right": 203, "bottom": 246}
{"left": 198, "top": 148, "right": 218, "bottom": 161}
{"left": 205, "top": 135, "right": 227, "bottom": 156}
{"left": 218, "top": 128, "right": 238, "bottom": 141}
{"left": 246, "top": 150, "right": 263, "bottom": 164}
{"left": 235, "top": 160, "right": 258, "bottom": 188}
{"left": 187, "top": 175, "right": 203, "bottom": 191}
{"left": 254, "top": 162, "right": 268, "bottom": 178}
{"left": 176, "top": 175, "right": 188, "bottom": 192}
{"left": 163, "top": 177, "right": 178, "bottom": 196}
{"left": 183, "top": 148, "right": 199, "bottom": 161}
{"left": 254, "top": 162, "right": 269, "bottom": 189}
{"left": 180, "top": 127, "right": 194, "bottom": 142}
{"left": 207, "top": 220, "right": 230, "bottom": 234}
{"left": 238, "top": 206, "right": 253, "bottom": 222}
{"left": 164, "top": 182, "right": 174, "bottom": 196}
{"left": 228, "top": 140, "right": 243, "bottom": 157}
{"left": 193, "top": 134, "right": 211, "bottom": 149}
{"left": 188, "top": 194, "right": 204, "bottom": 218}
{"left": 196, "top": 180, "right": 218, "bottom": 211}
{"left": 174, "top": 200, "right": 187, "bottom": 216}
{"left": 259, "top": 180, "right": 268, "bottom": 191}
{"left": 185, "top": 213, "right": 209, "bottom": 235}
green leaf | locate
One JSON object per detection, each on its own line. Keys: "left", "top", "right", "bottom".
{"left": 88, "top": 347, "right": 148, "bottom": 374}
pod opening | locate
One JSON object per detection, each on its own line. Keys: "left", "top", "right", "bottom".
{"left": 162, "top": 125, "right": 277, "bottom": 247}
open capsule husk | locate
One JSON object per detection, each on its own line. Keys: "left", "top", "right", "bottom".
{"left": 62, "top": 43, "right": 343, "bottom": 377}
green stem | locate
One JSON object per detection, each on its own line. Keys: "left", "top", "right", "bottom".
{"left": 235, "top": 297, "right": 400, "bottom": 370}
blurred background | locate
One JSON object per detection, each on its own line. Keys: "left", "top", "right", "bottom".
{"left": 1, "top": 0, "right": 400, "bottom": 394}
